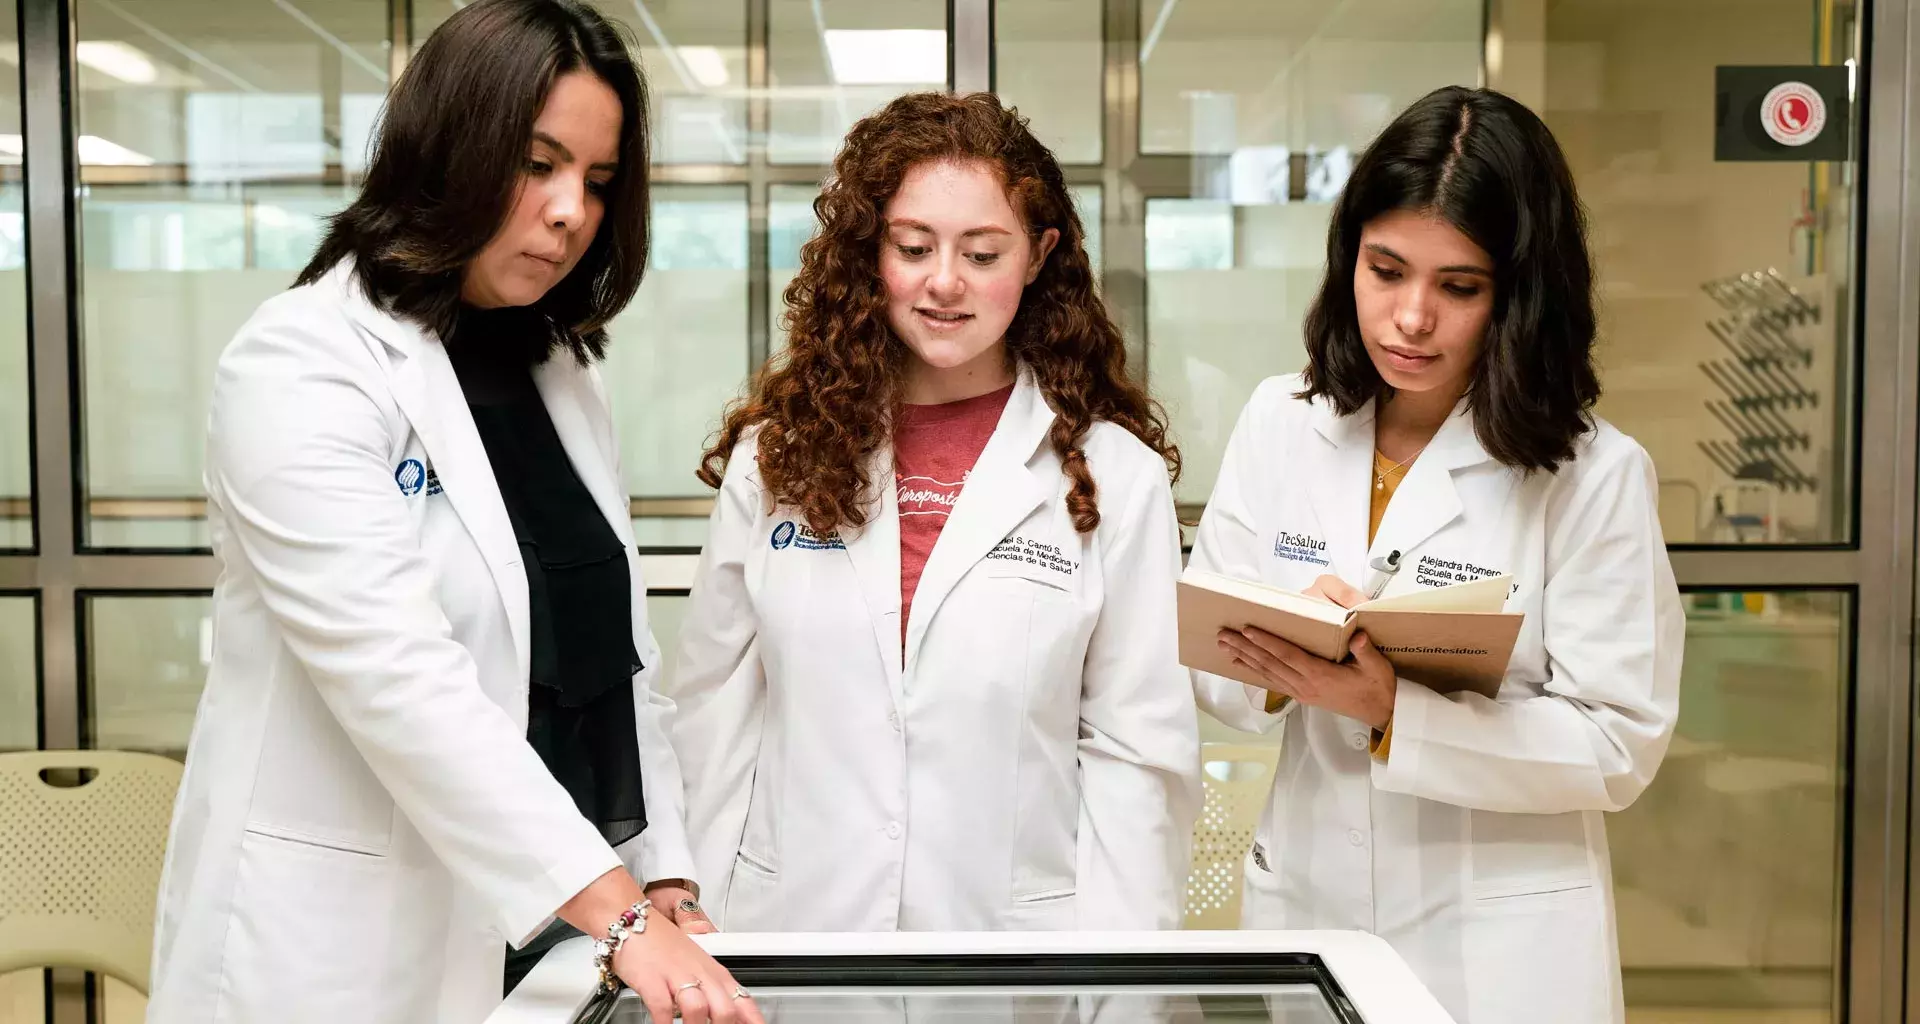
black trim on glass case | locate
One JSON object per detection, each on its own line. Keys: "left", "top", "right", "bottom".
{"left": 571, "top": 951, "right": 1366, "bottom": 1024}
{"left": 722, "top": 952, "right": 1364, "bottom": 1024}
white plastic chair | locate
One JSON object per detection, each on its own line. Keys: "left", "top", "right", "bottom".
{"left": 0, "top": 750, "right": 182, "bottom": 993}
{"left": 1184, "top": 742, "right": 1281, "bottom": 930}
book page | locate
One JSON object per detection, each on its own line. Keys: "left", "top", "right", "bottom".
{"left": 1178, "top": 570, "right": 1349, "bottom": 627}
{"left": 1360, "top": 574, "right": 1512, "bottom": 614}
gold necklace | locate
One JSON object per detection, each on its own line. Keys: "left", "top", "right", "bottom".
{"left": 1374, "top": 446, "right": 1426, "bottom": 491}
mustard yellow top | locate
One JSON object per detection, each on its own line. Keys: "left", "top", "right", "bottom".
{"left": 1261, "top": 450, "right": 1407, "bottom": 763}
{"left": 1368, "top": 448, "right": 1404, "bottom": 546}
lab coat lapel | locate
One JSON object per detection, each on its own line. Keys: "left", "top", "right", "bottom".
{"left": 1371, "top": 399, "right": 1485, "bottom": 561}
{"left": 533, "top": 361, "right": 636, "bottom": 552}
{"left": 903, "top": 372, "right": 1052, "bottom": 677}
{"left": 342, "top": 274, "right": 532, "bottom": 691}
{"left": 533, "top": 362, "right": 661, "bottom": 685}
{"left": 843, "top": 448, "right": 904, "bottom": 702}
{"left": 1305, "top": 398, "right": 1376, "bottom": 584}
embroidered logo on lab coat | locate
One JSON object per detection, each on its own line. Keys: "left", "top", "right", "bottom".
{"left": 1272, "top": 530, "right": 1330, "bottom": 567}
{"left": 770, "top": 520, "right": 846, "bottom": 551}
{"left": 394, "top": 459, "right": 442, "bottom": 497}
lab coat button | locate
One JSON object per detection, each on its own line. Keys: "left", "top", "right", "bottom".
{"left": 1348, "top": 829, "right": 1365, "bottom": 847}
{"left": 886, "top": 822, "right": 903, "bottom": 840}
{"left": 1349, "top": 733, "right": 1367, "bottom": 750}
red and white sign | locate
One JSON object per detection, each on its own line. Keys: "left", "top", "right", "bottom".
{"left": 1760, "top": 81, "right": 1827, "bottom": 147}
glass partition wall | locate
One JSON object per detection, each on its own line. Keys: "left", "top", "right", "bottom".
{"left": 3, "top": 2, "right": 1916, "bottom": 1023}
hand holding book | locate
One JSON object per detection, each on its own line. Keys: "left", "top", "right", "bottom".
{"left": 1299, "top": 573, "right": 1368, "bottom": 611}
{"left": 1218, "top": 605, "right": 1398, "bottom": 730}
{"left": 1179, "top": 568, "right": 1523, "bottom": 700}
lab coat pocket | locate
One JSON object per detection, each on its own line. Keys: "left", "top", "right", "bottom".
{"left": 218, "top": 829, "right": 429, "bottom": 1023}
{"left": 986, "top": 556, "right": 1076, "bottom": 593}
{"left": 724, "top": 847, "right": 780, "bottom": 932}
{"left": 1237, "top": 843, "right": 1285, "bottom": 930}
{"left": 1006, "top": 887, "right": 1075, "bottom": 931}
{"left": 1463, "top": 882, "right": 1612, "bottom": 1024}
{"left": 986, "top": 550, "right": 1088, "bottom": 688}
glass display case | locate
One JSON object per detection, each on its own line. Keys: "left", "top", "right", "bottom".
{"left": 488, "top": 932, "right": 1455, "bottom": 1024}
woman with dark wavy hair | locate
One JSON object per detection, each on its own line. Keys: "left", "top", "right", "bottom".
{"left": 667, "top": 91, "right": 1201, "bottom": 932}
{"left": 1192, "top": 86, "right": 1681, "bottom": 1024}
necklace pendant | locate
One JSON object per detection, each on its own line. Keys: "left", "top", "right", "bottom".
{"left": 1375, "top": 476, "right": 1385, "bottom": 491}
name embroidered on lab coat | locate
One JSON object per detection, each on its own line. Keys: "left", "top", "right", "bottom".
{"left": 986, "top": 535, "right": 1079, "bottom": 577}
{"left": 1413, "top": 554, "right": 1505, "bottom": 588}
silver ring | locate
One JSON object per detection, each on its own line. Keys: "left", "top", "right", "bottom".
{"left": 732, "top": 987, "right": 751, "bottom": 1000}
{"left": 677, "top": 981, "right": 702, "bottom": 992}
{"left": 678, "top": 897, "right": 702, "bottom": 915}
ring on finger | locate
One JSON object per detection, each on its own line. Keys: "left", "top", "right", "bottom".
{"left": 678, "top": 897, "right": 702, "bottom": 915}
{"left": 732, "top": 987, "right": 751, "bottom": 1000}
{"left": 677, "top": 980, "right": 702, "bottom": 992}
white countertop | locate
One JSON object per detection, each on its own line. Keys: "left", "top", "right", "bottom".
{"left": 488, "top": 929, "right": 1456, "bottom": 1023}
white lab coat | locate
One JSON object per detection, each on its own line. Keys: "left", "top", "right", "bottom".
{"left": 668, "top": 370, "right": 1201, "bottom": 933}
{"left": 1191, "top": 375, "right": 1682, "bottom": 1024}
{"left": 147, "top": 262, "right": 697, "bottom": 1024}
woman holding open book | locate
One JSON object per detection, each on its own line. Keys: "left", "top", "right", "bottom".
{"left": 1188, "top": 86, "right": 1683, "bottom": 1024}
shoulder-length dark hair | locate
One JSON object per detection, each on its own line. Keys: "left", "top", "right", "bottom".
{"left": 1300, "top": 85, "right": 1599, "bottom": 472}
{"left": 298, "top": 0, "right": 650, "bottom": 361}
{"left": 698, "top": 92, "right": 1179, "bottom": 537}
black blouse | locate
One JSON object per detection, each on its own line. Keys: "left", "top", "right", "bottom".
{"left": 447, "top": 304, "right": 648, "bottom": 831}
{"left": 448, "top": 306, "right": 647, "bottom": 993}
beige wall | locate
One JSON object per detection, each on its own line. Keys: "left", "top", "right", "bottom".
{"left": 1510, "top": 0, "right": 1848, "bottom": 543}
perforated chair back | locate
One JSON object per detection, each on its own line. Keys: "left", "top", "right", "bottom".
{"left": 1184, "top": 742, "right": 1281, "bottom": 930}
{"left": 0, "top": 750, "right": 182, "bottom": 992}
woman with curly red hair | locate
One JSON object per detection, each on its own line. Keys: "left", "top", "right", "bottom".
{"left": 665, "top": 91, "right": 1200, "bottom": 932}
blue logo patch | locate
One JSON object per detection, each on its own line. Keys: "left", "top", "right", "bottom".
{"left": 396, "top": 459, "right": 427, "bottom": 496}
{"left": 770, "top": 520, "right": 846, "bottom": 552}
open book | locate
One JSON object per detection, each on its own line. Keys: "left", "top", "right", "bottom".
{"left": 1177, "top": 570, "right": 1524, "bottom": 699}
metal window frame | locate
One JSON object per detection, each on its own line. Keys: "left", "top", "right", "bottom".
{"left": 3, "top": 0, "right": 1919, "bottom": 1020}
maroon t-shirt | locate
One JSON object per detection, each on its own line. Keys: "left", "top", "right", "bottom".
{"left": 894, "top": 383, "right": 1015, "bottom": 644}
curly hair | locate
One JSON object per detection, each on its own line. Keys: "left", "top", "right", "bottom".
{"left": 698, "top": 92, "right": 1178, "bottom": 536}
